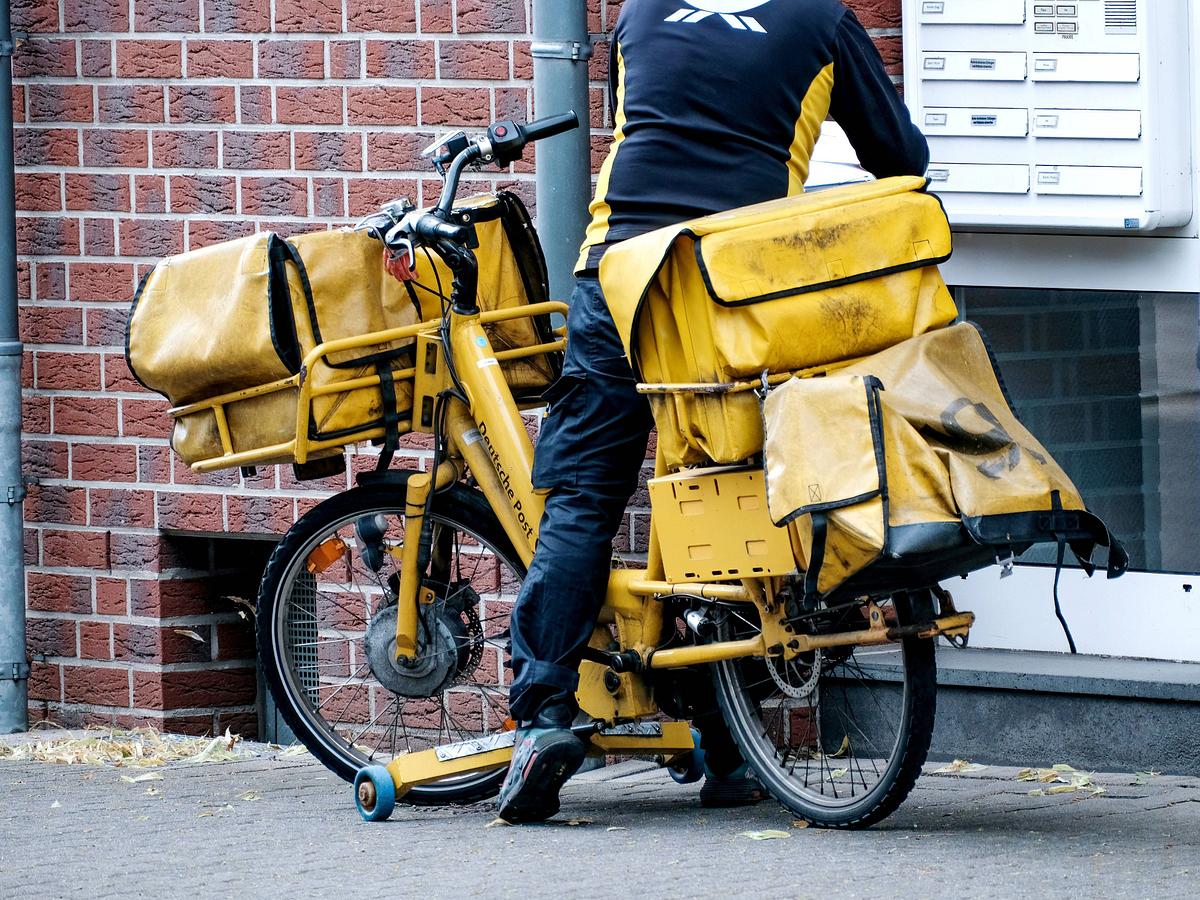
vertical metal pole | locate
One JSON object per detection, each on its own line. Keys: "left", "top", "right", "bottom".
{"left": 531, "top": 0, "right": 594, "bottom": 302}
{"left": 0, "top": 2, "right": 29, "bottom": 735}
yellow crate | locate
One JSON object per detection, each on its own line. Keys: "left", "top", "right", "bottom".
{"left": 648, "top": 466, "right": 796, "bottom": 583}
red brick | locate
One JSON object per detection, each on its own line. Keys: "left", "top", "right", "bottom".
{"left": 28, "top": 85, "right": 94, "bottom": 123}
{"left": 365, "top": 40, "right": 435, "bottom": 79}
{"left": 116, "top": 40, "right": 183, "bottom": 79}
{"left": 23, "top": 439, "right": 71, "bottom": 480}
{"left": 36, "top": 351, "right": 102, "bottom": 391}
{"left": 418, "top": 86, "right": 489, "bottom": 126}
{"left": 27, "top": 572, "right": 92, "bottom": 614}
{"left": 27, "top": 617, "right": 78, "bottom": 657}
{"left": 495, "top": 86, "right": 529, "bottom": 126}
{"left": 116, "top": 624, "right": 211, "bottom": 664}
{"left": 109, "top": 532, "right": 164, "bottom": 573}
{"left": 188, "top": 218, "right": 256, "bottom": 249}
{"left": 418, "top": 0, "right": 452, "bottom": 33}
{"left": 157, "top": 668, "right": 257, "bottom": 709}
{"left": 27, "top": 661, "right": 62, "bottom": 702}
{"left": 12, "top": 0, "right": 60, "bottom": 33}
{"left": 64, "top": 666, "right": 129, "bottom": 707}
{"left": 65, "top": 173, "right": 131, "bottom": 213}
{"left": 71, "top": 443, "right": 138, "bottom": 483}
{"left": 19, "top": 306, "right": 83, "bottom": 346}
{"left": 513, "top": 41, "right": 532, "bottom": 80}
{"left": 121, "top": 397, "right": 174, "bottom": 438}
{"left": 169, "top": 85, "right": 236, "bottom": 124}
{"left": 439, "top": 40, "right": 509, "bottom": 80}
{"left": 152, "top": 129, "right": 218, "bottom": 169}
{"left": 330, "top": 41, "right": 362, "bottom": 79}
{"left": 347, "top": 178, "right": 419, "bottom": 217}
{"left": 312, "top": 178, "right": 346, "bottom": 218}
{"left": 131, "top": 578, "right": 210, "bottom": 617}
{"left": 187, "top": 40, "right": 254, "bottom": 78}
{"left": 204, "top": 1, "right": 270, "bottom": 33}
{"left": 90, "top": 487, "right": 156, "bottom": 528}
{"left": 53, "top": 396, "right": 119, "bottom": 436}
{"left": 170, "top": 175, "right": 237, "bottom": 215}
{"left": 82, "top": 306, "right": 127, "bottom": 347}
{"left": 79, "top": 621, "right": 113, "bottom": 660}
{"left": 295, "top": 132, "right": 362, "bottom": 171}
{"left": 15, "top": 128, "right": 80, "bottom": 167}
{"left": 118, "top": 218, "right": 183, "bottom": 257}
{"left": 14, "top": 39, "right": 78, "bottom": 78}
{"left": 850, "top": 0, "right": 902, "bottom": 30}
{"left": 366, "top": 132, "right": 427, "bottom": 171}
{"left": 277, "top": 87, "right": 344, "bottom": 125}
{"left": 349, "top": 0, "right": 416, "bottom": 31}
{"left": 133, "top": 176, "right": 166, "bottom": 214}
{"left": 18, "top": 216, "right": 79, "bottom": 256}
{"left": 227, "top": 495, "right": 293, "bottom": 534}
{"left": 44, "top": 529, "right": 110, "bottom": 569}
{"left": 348, "top": 87, "right": 418, "bottom": 126}
{"left": 69, "top": 263, "right": 136, "bottom": 303}
{"left": 274, "top": 0, "right": 342, "bottom": 33}
{"left": 259, "top": 39, "right": 326, "bottom": 79}
{"left": 23, "top": 394, "right": 51, "bottom": 433}
{"left": 64, "top": 0, "right": 128, "bottom": 31}
{"left": 239, "top": 85, "right": 273, "bottom": 125}
{"left": 241, "top": 178, "right": 309, "bottom": 217}
{"left": 82, "top": 129, "right": 149, "bottom": 168}
{"left": 102, "top": 354, "right": 147, "bottom": 394}
{"left": 215, "top": 622, "right": 256, "bottom": 661}
{"left": 155, "top": 491, "right": 224, "bottom": 531}
{"left": 222, "top": 131, "right": 292, "bottom": 170}
{"left": 81, "top": 41, "right": 113, "bottom": 78}
{"left": 134, "top": 0, "right": 200, "bottom": 32}
{"left": 15, "top": 172, "right": 62, "bottom": 212}
{"left": 97, "top": 86, "right": 166, "bottom": 124}
{"left": 95, "top": 577, "right": 128, "bottom": 615}
{"left": 17, "top": 261, "right": 31, "bottom": 301}
{"left": 874, "top": 35, "right": 903, "bottom": 75}
{"left": 457, "top": 0, "right": 525, "bottom": 33}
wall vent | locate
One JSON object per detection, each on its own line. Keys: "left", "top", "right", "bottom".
{"left": 1104, "top": 0, "right": 1138, "bottom": 34}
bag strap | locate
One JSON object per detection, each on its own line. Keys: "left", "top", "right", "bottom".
{"left": 375, "top": 362, "right": 401, "bottom": 472}
{"left": 803, "top": 512, "right": 828, "bottom": 600}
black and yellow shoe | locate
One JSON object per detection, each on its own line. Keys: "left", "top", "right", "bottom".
{"left": 699, "top": 762, "right": 767, "bottom": 808}
{"left": 496, "top": 727, "right": 586, "bottom": 824}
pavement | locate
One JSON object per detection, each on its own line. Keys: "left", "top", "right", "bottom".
{"left": 1, "top": 730, "right": 1198, "bottom": 900}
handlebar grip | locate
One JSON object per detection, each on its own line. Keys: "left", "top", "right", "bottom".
{"left": 414, "top": 215, "right": 469, "bottom": 244}
{"left": 522, "top": 111, "right": 579, "bottom": 144}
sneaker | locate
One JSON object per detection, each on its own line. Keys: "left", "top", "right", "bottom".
{"left": 699, "top": 762, "right": 767, "bottom": 808}
{"left": 496, "top": 727, "right": 587, "bottom": 824}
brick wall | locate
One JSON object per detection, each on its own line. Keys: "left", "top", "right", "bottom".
{"left": 11, "top": 0, "right": 905, "bottom": 734}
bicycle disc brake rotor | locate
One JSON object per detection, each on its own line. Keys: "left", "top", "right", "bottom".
{"left": 765, "top": 650, "right": 823, "bottom": 700}
{"left": 364, "top": 599, "right": 479, "bottom": 699}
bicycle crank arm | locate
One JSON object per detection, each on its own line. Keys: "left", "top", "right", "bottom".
{"left": 382, "top": 722, "right": 697, "bottom": 798}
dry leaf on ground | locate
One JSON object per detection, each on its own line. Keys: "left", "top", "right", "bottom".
{"left": 934, "top": 759, "right": 988, "bottom": 775}
{"left": 0, "top": 726, "right": 247, "bottom": 768}
{"left": 1018, "top": 764, "right": 1105, "bottom": 796}
{"left": 119, "top": 772, "right": 164, "bottom": 784}
{"left": 740, "top": 830, "right": 791, "bottom": 841}
{"left": 173, "top": 629, "right": 205, "bottom": 643}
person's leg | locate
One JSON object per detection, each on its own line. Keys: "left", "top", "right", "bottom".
{"left": 498, "top": 276, "right": 653, "bottom": 822}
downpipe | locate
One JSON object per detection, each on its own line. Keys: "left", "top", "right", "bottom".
{"left": 531, "top": 0, "right": 594, "bottom": 301}
{"left": 0, "top": 4, "right": 29, "bottom": 735}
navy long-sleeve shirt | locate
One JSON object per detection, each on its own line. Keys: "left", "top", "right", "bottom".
{"left": 578, "top": 0, "right": 929, "bottom": 270}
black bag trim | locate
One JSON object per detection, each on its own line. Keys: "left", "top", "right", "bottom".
{"left": 124, "top": 267, "right": 160, "bottom": 397}
{"left": 267, "top": 235, "right": 303, "bottom": 374}
{"left": 693, "top": 239, "right": 953, "bottom": 309}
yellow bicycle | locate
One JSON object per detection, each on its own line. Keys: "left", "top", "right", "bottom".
{"left": 254, "top": 113, "right": 974, "bottom": 828}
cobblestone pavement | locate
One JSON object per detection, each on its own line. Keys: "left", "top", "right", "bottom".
{"left": 1, "top": 731, "right": 1198, "bottom": 899}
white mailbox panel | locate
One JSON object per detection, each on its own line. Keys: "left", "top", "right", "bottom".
{"left": 903, "top": 0, "right": 1193, "bottom": 231}
{"left": 1033, "top": 108, "right": 1142, "bottom": 140}
{"left": 924, "top": 107, "right": 1030, "bottom": 137}
{"left": 927, "top": 163, "right": 1032, "bottom": 193}
{"left": 919, "top": 1, "right": 1027, "bottom": 25}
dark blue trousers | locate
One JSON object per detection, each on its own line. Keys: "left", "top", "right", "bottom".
{"left": 507, "top": 277, "right": 742, "bottom": 773}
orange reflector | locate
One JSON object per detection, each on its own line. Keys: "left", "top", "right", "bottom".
{"left": 502, "top": 718, "right": 517, "bottom": 732}
{"left": 306, "top": 537, "right": 347, "bottom": 575}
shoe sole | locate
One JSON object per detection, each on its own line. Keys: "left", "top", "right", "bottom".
{"left": 497, "top": 737, "right": 587, "bottom": 824}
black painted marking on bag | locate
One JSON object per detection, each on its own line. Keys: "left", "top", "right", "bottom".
{"left": 123, "top": 268, "right": 159, "bottom": 396}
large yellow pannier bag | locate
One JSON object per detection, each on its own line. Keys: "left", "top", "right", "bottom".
{"left": 763, "top": 323, "right": 1127, "bottom": 599}
{"left": 600, "top": 176, "right": 959, "bottom": 469}
{"left": 126, "top": 191, "right": 559, "bottom": 470}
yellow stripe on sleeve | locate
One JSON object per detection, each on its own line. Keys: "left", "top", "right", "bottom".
{"left": 785, "top": 62, "right": 835, "bottom": 195}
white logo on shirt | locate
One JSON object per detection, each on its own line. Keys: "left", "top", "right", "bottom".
{"left": 665, "top": 0, "right": 770, "bottom": 32}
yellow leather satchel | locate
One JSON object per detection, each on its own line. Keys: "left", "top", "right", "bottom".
{"left": 600, "top": 176, "right": 959, "bottom": 469}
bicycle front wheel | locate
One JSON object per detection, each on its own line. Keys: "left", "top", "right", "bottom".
{"left": 257, "top": 482, "right": 525, "bottom": 804}
{"left": 712, "top": 593, "right": 937, "bottom": 828}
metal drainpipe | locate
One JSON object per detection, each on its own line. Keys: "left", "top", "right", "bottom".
{"left": 531, "top": 0, "right": 594, "bottom": 302}
{"left": 0, "top": 4, "right": 29, "bottom": 735}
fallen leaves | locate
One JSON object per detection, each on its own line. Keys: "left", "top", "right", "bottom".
{"left": 1130, "top": 771, "right": 1161, "bottom": 786}
{"left": 1018, "top": 764, "right": 1105, "bottom": 797}
{"left": 0, "top": 726, "right": 247, "bottom": 768}
{"left": 934, "top": 759, "right": 988, "bottom": 775}
{"left": 119, "top": 773, "right": 164, "bottom": 784}
{"left": 172, "top": 629, "right": 205, "bottom": 643}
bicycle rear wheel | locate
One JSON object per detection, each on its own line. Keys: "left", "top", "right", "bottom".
{"left": 712, "top": 593, "right": 937, "bottom": 828}
{"left": 257, "top": 482, "right": 525, "bottom": 804}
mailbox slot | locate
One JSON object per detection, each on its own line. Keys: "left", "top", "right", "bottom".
{"left": 1033, "top": 109, "right": 1143, "bottom": 140}
{"left": 1034, "top": 166, "right": 1144, "bottom": 197}
{"left": 926, "top": 163, "right": 1031, "bottom": 194}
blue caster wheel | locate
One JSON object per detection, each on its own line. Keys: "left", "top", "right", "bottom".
{"left": 354, "top": 765, "right": 396, "bottom": 822}
{"left": 668, "top": 728, "right": 706, "bottom": 785}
